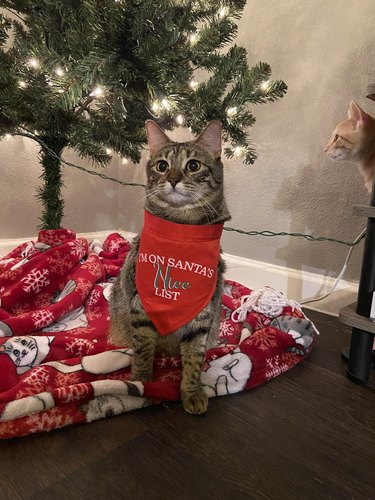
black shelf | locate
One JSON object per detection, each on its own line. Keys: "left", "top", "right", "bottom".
{"left": 353, "top": 204, "right": 375, "bottom": 218}
{"left": 339, "top": 302, "right": 375, "bottom": 334}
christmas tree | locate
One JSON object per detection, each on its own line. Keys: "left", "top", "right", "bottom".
{"left": 0, "top": 0, "right": 287, "bottom": 230}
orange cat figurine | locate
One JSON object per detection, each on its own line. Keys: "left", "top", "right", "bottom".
{"left": 325, "top": 101, "right": 375, "bottom": 194}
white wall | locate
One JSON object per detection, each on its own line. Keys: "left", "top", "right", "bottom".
{"left": 0, "top": 138, "right": 120, "bottom": 238}
{"left": 222, "top": 0, "right": 375, "bottom": 284}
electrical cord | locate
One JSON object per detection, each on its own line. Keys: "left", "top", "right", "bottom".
{"left": 8, "top": 130, "right": 369, "bottom": 249}
{"left": 8, "top": 130, "right": 367, "bottom": 247}
{"left": 301, "top": 228, "right": 366, "bottom": 305}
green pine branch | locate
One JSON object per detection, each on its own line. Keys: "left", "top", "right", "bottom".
{"left": 0, "top": 0, "right": 287, "bottom": 228}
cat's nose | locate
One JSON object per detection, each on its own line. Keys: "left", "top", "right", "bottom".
{"left": 168, "top": 179, "right": 179, "bottom": 188}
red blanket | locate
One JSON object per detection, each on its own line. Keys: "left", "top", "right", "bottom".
{"left": 0, "top": 229, "right": 317, "bottom": 438}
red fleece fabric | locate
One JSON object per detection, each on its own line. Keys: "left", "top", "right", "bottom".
{"left": 0, "top": 229, "right": 317, "bottom": 438}
{"left": 136, "top": 211, "right": 223, "bottom": 335}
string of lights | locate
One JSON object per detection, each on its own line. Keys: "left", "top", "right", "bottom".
{"left": 7, "top": 130, "right": 365, "bottom": 249}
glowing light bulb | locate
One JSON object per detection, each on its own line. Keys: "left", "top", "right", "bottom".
{"left": 227, "top": 106, "right": 237, "bottom": 117}
{"left": 161, "top": 98, "right": 171, "bottom": 111}
{"left": 189, "top": 32, "right": 198, "bottom": 45}
{"left": 54, "top": 67, "right": 64, "bottom": 77}
{"left": 176, "top": 114, "right": 185, "bottom": 125}
{"left": 218, "top": 6, "right": 228, "bottom": 18}
{"left": 106, "top": 148, "right": 112, "bottom": 155}
{"left": 28, "top": 57, "right": 39, "bottom": 68}
{"left": 90, "top": 86, "right": 103, "bottom": 97}
{"left": 234, "top": 146, "right": 243, "bottom": 157}
{"left": 18, "top": 80, "right": 27, "bottom": 89}
{"left": 189, "top": 79, "right": 198, "bottom": 91}
{"left": 260, "top": 80, "right": 270, "bottom": 91}
{"left": 151, "top": 101, "right": 161, "bottom": 113}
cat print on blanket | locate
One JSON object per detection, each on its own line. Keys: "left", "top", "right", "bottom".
{"left": 110, "top": 120, "right": 231, "bottom": 415}
{"left": 202, "top": 348, "right": 252, "bottom": 398}
{"left": 0, "top": 222, "right": 317, "bottom": 438}
{"left": 0, "top": 336, "right": 53, "bottom": 374}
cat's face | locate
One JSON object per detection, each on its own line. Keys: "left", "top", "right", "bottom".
{"left": 147, "top": 142, "right": 222, "bottom": 207}
{"left": 325, "top": 101, "right": 372, "bottom": 161}
{"left": 325, "top": 119, "right": 362, "bottom": 161}
{"left": 0, "top": 336, "right": 37, "bottom": 367}
{"left": 144, "top": 120, "right": 230, "bottom": 224}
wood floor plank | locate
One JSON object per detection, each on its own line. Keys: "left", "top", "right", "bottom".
{"left": 303, "top": 308, "right": 352, "bottom": 374}
{"left": 0, "top": 310, "right": 374, "bottom": 500}
{"left": 0, "top": 413, "right": 149, "bottom": 500}
{"left": 35, "top": 363, "right": 375, "bottom": 500}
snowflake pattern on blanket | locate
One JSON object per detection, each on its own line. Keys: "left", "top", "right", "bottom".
{"left": 0, "top": 229, "right": 318, "bottom": 438}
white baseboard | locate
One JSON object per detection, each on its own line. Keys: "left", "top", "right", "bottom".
{"left": 0, "top": 232, "right": 357, "bottom": 317}
{"left": 223, "top": 253, "right": 358, "bottom": 317}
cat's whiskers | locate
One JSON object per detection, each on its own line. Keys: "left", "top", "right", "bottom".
{"left": 187, "top": 190, "right": 221, "bottom": 225}
{"left": 144, "top": 186, "right": 165, "bottom": 206}
{"left": 187, "top": 191, "right": 213, "bottom": 225}
{"left": 199, "top": 196, "right": 220, "bottom": 221}
{"left": 135, "top": 190, "right": 148, "bottom": 208}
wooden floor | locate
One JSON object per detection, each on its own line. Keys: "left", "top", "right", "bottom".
{"left": 1, "top": 310, "right": 375, "bottom": 500}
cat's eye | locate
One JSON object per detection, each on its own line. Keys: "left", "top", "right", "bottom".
{"left": 186, "top": 160, "right": 201, "bottom": 173}
{"left": 155, "top": 160, "right": 169, "bottom": 173}
{"left": 334, "top": 134, "right": 340, "bottom": 141}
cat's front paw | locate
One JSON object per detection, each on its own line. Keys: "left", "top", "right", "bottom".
{"left": 181, "top": 389, "right": 208, "bottom": 415}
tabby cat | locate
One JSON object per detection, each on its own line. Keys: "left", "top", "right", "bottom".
{"left": 109, "top": 120, "right": 231, "bottom": 414}
{"left": 325, "top": 101, "right": 375, "bottom": 193}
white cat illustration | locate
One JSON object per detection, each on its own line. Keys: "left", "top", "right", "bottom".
{"left": 98, "top": 282, "right": 114, "bottom": 302}
{"left": 42, "top": 306, "right": 88, "bottom": 332}
{"left": 83, "top": 393, "right": 148, "bottom": 422}
{"left": 201, "top": 348, "right": 252, "bottom": 398}
{"left": 0, "top": 322, "right": 13, "bottom": 338}
{"left": 10, "top": 241, "right": 50, "bottom": 271}
{"left": 271, "top": 315, "right": 315, "bottom": 355}
{"left": 0, "top": 335, "right": 54, "bottom": 374}
{"left": 43, "top": 279, "right": 88, "bottom": 332}
{"left": 45, "top": 348, "right": 133, "bottom": 375}
{"left": 52, "top": 279, "right": 77, "bottom": 303}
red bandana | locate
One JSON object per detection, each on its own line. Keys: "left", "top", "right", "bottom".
{"left": 136, "top": 211, "right": 224, "bottom": 336}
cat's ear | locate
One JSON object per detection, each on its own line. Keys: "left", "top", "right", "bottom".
{"left": 348, "top": 101, "right": 369, "bottom": 128}
{"left": 196, "top": 120, "right": 222, "bottom": 159}
{"left": 145, "top": 120, "right": 171, "bottom": 156}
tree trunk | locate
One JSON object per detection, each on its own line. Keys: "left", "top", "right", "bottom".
{"left": 37, "top": 138, "right": 66, "bottom": 230}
